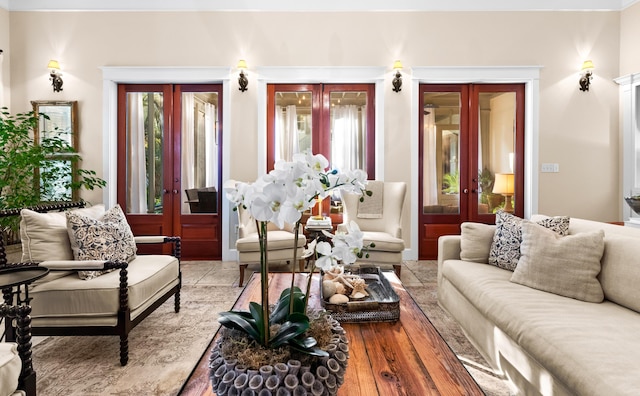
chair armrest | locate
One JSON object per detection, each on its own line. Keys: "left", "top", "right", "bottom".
{"left": 40, "top": 260, "right": 126, "bottom": 271}
{"left": 134, "top": 236, "right": 181, "bottom": 260}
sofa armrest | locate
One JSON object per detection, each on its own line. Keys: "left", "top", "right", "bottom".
{"left": 437, "top": 235, "right": 462, "bottom": 287}
{"left": 134, "top": 236, "right": 181, "bottom": 260}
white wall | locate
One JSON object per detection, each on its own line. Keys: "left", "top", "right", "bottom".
{"left": 3, "top": 10, "right": 628, "bottom": 256}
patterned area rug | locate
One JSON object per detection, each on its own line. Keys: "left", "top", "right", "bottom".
{"left": 31, "top": 261, "right": 511, "bottom": 395}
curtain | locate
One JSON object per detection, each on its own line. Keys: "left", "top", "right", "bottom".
{"left": 423, "top": 108, "right": 438, "bottom": 206}
{"left": 181, "top": 93, "right": 196, "bottom": 213}
{"left": 331, "top": 105, "right": 363, "bottom": 172}
{"left": 275, "top": 105, "right": 298, "bottom": 162}
{"left": 205, "top": 102, "right": 217, "bottom": 187}
{"left": 127, "top": 93, "right": 148, "bottom": 213}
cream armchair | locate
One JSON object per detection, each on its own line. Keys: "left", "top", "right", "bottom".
{"left": 235, "top": 205, "right": 306, "bottom": 287}
{"left": 340, "top": 181, "right": 407, "bottom": 277}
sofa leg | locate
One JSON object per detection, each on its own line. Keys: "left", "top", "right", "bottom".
{"left": 120, "top": 335, "right": 129, "bottom": 366}
{"left": 393, "top": 264, "right": 402, "bottom": 279}
{"left": 298, "top": 259, "right": 305, "bottom": 272}
{"left": 239, "top": 264, "right": 248, "bottom": 287}
{"left": 174, "top": 291, "right": 181, "bottom": 313}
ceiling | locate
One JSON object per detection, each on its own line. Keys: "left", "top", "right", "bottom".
{"left": 1, "top": 0, "right": 638, "bottom": 12}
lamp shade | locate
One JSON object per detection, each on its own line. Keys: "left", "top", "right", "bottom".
{"left": 581, "top": 60, "right": 594, "bottom": 71}
{"left": 47, "top": 60, "right": 61, "bottom": 70}
{"left": 393, "top": 60, "right": 403, "bottom": 70}
{"left": 237, "top": 59, "right": 247, "bottom": 70}
{"left": 493, "top": 173, "right": 514, "bottom": 195}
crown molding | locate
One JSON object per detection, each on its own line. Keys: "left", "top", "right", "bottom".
{"left": 3, "top": 0, "right": 638, "bottom": 12}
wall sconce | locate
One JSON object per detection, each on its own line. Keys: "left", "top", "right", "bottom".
{"left": 579, "top": 60, "right": 594, "bottom": 92}
{"left": 237, "top": 60, "right": 248, "bottom": 92}
{"left": 48, "top": 60, "right": 63, "bottom": 92}
{"left": 392, "top": 60, "right": 403, "bottom": 93}
{"left": 493, "top": 173, "right": 515, "bottom": 213}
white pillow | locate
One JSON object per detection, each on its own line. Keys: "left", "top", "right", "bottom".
{"left": 20, "top": 204, "right": 105, "bottom": 262}
{"left": 460, "top": 222, "right": 496, "bottom": 263}
{"left": 511, "top": 221, "right": 605, "bottom": 303}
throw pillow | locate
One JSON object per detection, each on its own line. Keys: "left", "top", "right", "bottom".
{"left": 598, "top": 235, "right": 640, "bottom": 313}
{"left": 460, "top": 222, "right": 496, "bottom": 263}
{"left": 20, "top": 204, "right": 105, "bottom": 262}
{"left": 66, "top": 205, "right": 137, "bottom": 280}
{"left": 488, "top": 211, "right": 570, "bottom": 271}
{"left": 511, "top": 221, "right": 605, "bottom": 303}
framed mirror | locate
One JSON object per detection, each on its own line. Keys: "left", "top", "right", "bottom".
{"left": 31, "top": 100, "right": 79, "bottom": 201}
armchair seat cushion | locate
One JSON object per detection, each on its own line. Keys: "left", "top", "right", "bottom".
{"left": 363, "top": 231, "right": 405, "bottom": 252}
{"left": 0, "top": 343, "right": 21, "bottom": 396}
{"left": 29, "top": 255, "right": 179, "bottom": 323}
{"left": 236, "top": 230, "right": 306, "bottom": 252}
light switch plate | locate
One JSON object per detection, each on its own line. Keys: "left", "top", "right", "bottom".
{"left": 541, "top": 163, "right": 559, "bottom": 173}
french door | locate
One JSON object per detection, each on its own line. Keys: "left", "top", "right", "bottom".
{"left": 418, "top": 83, "right": 525, "bottom": 259}
{"left": 267, "top": 83, "right": 376, "bottom": 218}
{"left": 117, "top": 84, "right": 223, "bottom": 260}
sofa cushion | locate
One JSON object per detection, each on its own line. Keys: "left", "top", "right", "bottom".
{"left": 66, "top": 205, "right": 137, "bottom": 280}
{"left": 460, "top": 222, "right": 496, "bottom": 263}
{"left": 0, "top": 343, "right": 21, "bottom": 396}
{"left": 441, "top": 259, "right": 640, "bottom": 396}
{"left": 511, "top": 221, "right": 605, "bottom": 302}
{"left": 599, "top": 235, "right": 640, "bottom": 313}
{"left": 30, "top": 255, "right": 179, "bottom": 320}
{"left": 20, "top": 204, "right": 105, "bottom": 262}
{"left": 488, "top": 211, "right": 570, "bottom": 271}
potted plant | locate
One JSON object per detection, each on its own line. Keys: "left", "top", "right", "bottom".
{"left": 0, "top": 107, "right": 106, "bottom": 241}
{"left": 212, "top": 151, "right": 370, "bottom": 395}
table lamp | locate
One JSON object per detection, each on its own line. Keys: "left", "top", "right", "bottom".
{"left": 493, "top": 173, "right": 514, "bottom": 213}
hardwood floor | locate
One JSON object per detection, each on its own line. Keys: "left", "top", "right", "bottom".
{"left": 179, "top": 271, "right": 483, "bottom": 396}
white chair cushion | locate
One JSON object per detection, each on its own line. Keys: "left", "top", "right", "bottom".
{"left": 236, "top": 230, "right": 306, "bottom": 252}
{"left": 0, "top": 343, "right": 21, "bottom": 396}
{"left": 29, "top": 255, "right": 179, "bottom": 321}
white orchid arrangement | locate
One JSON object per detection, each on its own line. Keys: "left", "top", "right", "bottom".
{"left": 221, "top": 150, "right": 370, "bottom": 353}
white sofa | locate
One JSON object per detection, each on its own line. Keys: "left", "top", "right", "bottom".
{"left": 437, "top": 214, "right": 640, "bottom": 396}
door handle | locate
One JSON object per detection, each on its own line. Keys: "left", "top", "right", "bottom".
{"left": 163, "top": 189, "right": 170, "bottom": 194}
{"left": 462, "top": 188, "right": 469, "bottom": 194}
{"left": 472, "top": 189, "right": 478, "bottom": 193}
{"left": 173, "top": 190, "right": 179, "bottom": 194}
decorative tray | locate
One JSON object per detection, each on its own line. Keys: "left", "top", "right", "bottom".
{"left": 320, "top": 266, "right": 400, "bottom": 323}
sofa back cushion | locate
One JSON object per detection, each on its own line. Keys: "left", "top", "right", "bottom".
{"left": 460, "top": 222, "right": 496, "bottom": 263}
{"left": 599, "top": 235, "right": 640, "bottom": 313}
{"left": 20, "top": 204, "right": 105, "bottom": 262}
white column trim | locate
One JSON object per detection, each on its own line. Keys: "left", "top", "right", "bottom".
{"left": 615, "top": 72, "right": 640, "bottom": 221}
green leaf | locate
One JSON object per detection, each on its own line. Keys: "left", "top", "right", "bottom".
{"left": 269, "top": 313, "right": 310, "bottom": 347}
{"left": 288, "top": 337, "right": 330, "bottom": 357}
{"left": 218, "top": 311, "right": 261, "bottom": 342}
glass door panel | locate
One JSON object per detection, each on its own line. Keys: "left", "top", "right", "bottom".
{"left": 125, "top": 91, "right": 165, "bottom": 215}
{"left": 477, "top": 92, "right": 517, "bottom": 216}
{"left": 422, "top": 92, "right": 461, "bottom": 215}
{"left": 274, "top": 91, "right": 313, "bottom": 162}
{"left": 181, "top": 91, "right": 219, "bottom": 215}
{"left": 329, "top": 90, "right": 368, "bottom": 173}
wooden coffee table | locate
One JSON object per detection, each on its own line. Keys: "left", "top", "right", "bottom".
{"left": 179, "top": 271, "right": 483, "bottom": 395}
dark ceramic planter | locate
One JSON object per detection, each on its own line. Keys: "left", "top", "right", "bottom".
{"left": 625, "top": 196, "right": 640, "bottom": 216}
{"left": 209, "top": 315, "right": 349, "bottom": 396}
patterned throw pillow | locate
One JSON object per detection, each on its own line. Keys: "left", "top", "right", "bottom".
{"left": 488, "top": 211, "right": 570, "bottom": 271}
{"left": 66, "top": 205, "right": 137, "bottom": 280}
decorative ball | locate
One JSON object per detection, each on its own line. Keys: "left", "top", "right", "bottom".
{"left": 329, "top": 294, "right": 349, "bottom": 304}
{"left": 322, "top": 280, "right": 337, "bottom": 298}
